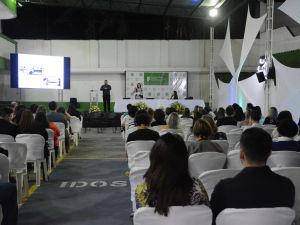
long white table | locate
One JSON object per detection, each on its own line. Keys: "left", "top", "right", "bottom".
{"left": 114, "top": 99, "right": 205, "bottom": 112}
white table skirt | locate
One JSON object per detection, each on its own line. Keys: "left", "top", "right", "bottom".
{"left": 114, "top": 99, "right": 205, "bottom": 112}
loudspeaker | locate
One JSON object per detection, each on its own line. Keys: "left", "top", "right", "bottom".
{"left": 256, "top": 72, "right": 266, "bottom": 83}
{"left": 267, "top": 67, "right": 276, "bottom": 86}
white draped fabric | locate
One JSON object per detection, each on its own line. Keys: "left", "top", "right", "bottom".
{"left": 278, "top": 0, "right": 300, "bottom": 25}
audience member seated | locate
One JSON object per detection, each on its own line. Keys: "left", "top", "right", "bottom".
{"left": 232, "top": 103, "right": 245, "bottom": 122}
{"left": 246, "top": 102, "right": 253, "bottom": 111}
{"left": 272, "top": 119, "right": 300, "bottom": 151}
{"left": 29, "top": 104, "right": 38, "bottom": 117}
{"left": 121, "top": 104, "right": 133, "bottom": 129}
{"left": 242, "top": 110, "right": 263, "bottom": 130}
{"left": 35, "top": 111, "right": 60, "bottom": 155}
{"left": 56, "top": 106, "right": 71, "bottom": 151}
{"left": 165, "top": 107, "right": 176, "bottom": 117}
{"left": 192, "top": 105, "right": 200, "bottom": 117}
{"left": 239, "top": 109, "right": 251, "bottom": 127}
{"left": 159, "top": 112, "right": 184, "bottom": 138}
{"left": 47, "top": 101, "right": 68, "bottom": 127}
{"left": 126, "top": 110, "right": 159, "bottom": 143}
{"left": 202, "top": 115, "right": 226, "bottom": 140}
{"left": 187, "top": 119, "right": 223, "bottom": 155}
{"left": 204, "top": 106, "right": 215, "bottom": 118}
{"left": 210, "top": 128, "right": 295, "bottom": 225}
{"left": 263, "top": 107, "right": 278, "bottom": 125}
{"left": 272, "top": 110, "right": 293, "bottom": 139}
{"left": 181, "top": 108, "right": 193, "bottom": 119}
{"left": 216, "top": 106, "right": 237, "bottom": 127}
{"left": 147, "top": 108, "right": 154, "bottom": 123}
{"left": 67, "top": 103, "right": 81, "bottom": 120}
{"left": 0, "top": 182, "right": 18, "bottom": 225}
{"left": 122, "top": 105, "right": 138, "bottom": 131}
{"left": 11, "top": 105, "right": 26, "bottom": 125}
{"left": 0, "top": 107, "right": 18, "bottom": 137}
{"left": 135, "top": 133, "right": 209, "bottom": 216}
{"left": 57, "top": 106, "right": 71, "bottom": 122}
{"left": 17, "top": 110, "right": 49, "bottom": 157}
{"left": 151, "top": 109, "right": 166, "bottom": 127}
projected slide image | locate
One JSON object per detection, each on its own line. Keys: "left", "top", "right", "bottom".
{"left": 18, "top": 54, "right": 64, "bottom": 89}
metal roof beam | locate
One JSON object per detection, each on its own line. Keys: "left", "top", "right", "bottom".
{"left": 163, "top": 0, "right": 173, "bottom": 16}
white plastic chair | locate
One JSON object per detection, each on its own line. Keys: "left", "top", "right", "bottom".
{"left": 216, "top": 207, "right": 295, "bottom": 225}
{"left": 179, "top": 118, "right": 193, "bottom": 130}
{"left": 46, "top": 129, "right": 56, "bottom": 172}
{"left": 218, "top": 125, "right": 237, "bottom": 134}
{"left": 0, "top": 142, "right": 28, "bottom": 204}
{"left": 267, "top": 151, "right": 300, "bottom": 168}
{"left": 263, "top": 127, "right": 275, "bottom": 135}
{"left": 159, "top": 129, "right": 185, "bottom": 139}
{"left": 188, "top": 152, "right": 226, "bottom": 178}
{"left": 70, "top": 116, "right": 82, "bottom": 146}
{"left": 134, "top": 205, "right": 212, "bottom": 225}
{"left": 226, "top": 150, "right": 243, "bottom": 169}
{"left": 133, "top": 151, "right": 150, "bottom": 168}
{"left": 226, "top": 132, "right": 241, "bottom": 151}
{"left": 211, "top": 140, "right": 229, "bottom": 154}
{"left": 0, "top": 153, "right": 9, "bottom": 182}
{"left": 199, "top": 169, "right": 240, "bottom": 199}
{"left": 129, "top": 167, "right": 148, "bottom": 212}
{"left": 272, "top": 167, "right": 300, "bottom": 225}
{"left": 126, "top": 141, "right": 155, "bottom": 170}
{"left": 54, "top": 122, "right": 66, "bottom": 157}
{"left": 0, "top": 134, "right": 15, "bottom": 143}
{"left": 16, "top": 134, "right": 48, "bottom": 186}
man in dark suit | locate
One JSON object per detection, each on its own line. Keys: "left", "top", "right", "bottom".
{"left": 210, "top": 127, "right": 295, "bottom": 225}
{"left": 0, "top": 107, "right": 17, "bottom": 138}
{"left": 100, "top": 80, "right": 112, "bottom": 112}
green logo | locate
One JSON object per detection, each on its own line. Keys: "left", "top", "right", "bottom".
{"left": 144, "top": 72, "right": 169, "bottom": 86}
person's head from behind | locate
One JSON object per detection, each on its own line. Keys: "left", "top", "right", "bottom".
{"left": 193, "top": 119, "right": 212, "bottom": 140}
{"left": 182, "top": 108, "right": 190, "bottom": 118}
{"left": 128, "top": 106, "right": 138, "bottom": 118}
{"left": 246, "top": 103, "right": 253, "bottom": 111}
{"left": 57, "top": 106, "right": 65, "bottom": 114}
{"left": 173, "top": 91, "right": 178, "bottom": 98}
{"left": 36, "top": 105, "right": 46, "bottom": 114}
{"left": 147, "top": 108, "right": 154, "bottom": 121}
{"left": 250, "top": 110, "right": 261, "bottom": 124}
{"left": 35, "top": 111, "right": 49, "bottom": 129}
{"left": 268, "top": 107, "right": 278, "bottom": 120}
{"left": 239, "top": 128, "right": 272, "bottom": 167}
{"left": 217, "top": 107, "right": 225, "bottom": 119}
{"left": 204, "top": 106, "right": 212, "bottom": 114}
{"left": 126, "top": 104, "right": 132, "bottom": 112}
{"left": 192, "top": 111, "right": 203, "bottom": 127}
{"left": 202, "top": 115, "right": 217, "bottom": 136}
{"left": 225, "top": 105, "right": 234, "bottom": 117}
{"left": 277, "top": 110, "right": 293, "bottom": 126}
{"left": 277, "top": 119, "right": 298, "bottom": 138}
{"left": 145, "top": 133, "right": 193, "bottom": 216}
{"left": 193, "top": 105, "right": 200, "bottom": 113}
{"left": 0, "top": 107, "right": 13, "bottom": 121}
{"left": 104, "top": 80, "right": 108, "bottom": 85}
{"left": 166, "top": 107, "right": 176, "bottom": 116}
{"left": 19, "top": 110, "right": 34, "bottom": 131}
{"left": 167, "top": 112, "right": 179, "bottom": 129}
{"left": 48, "top": 101, "right": 57, "bottom": 111}
{"left": 154, "top": 109, "right": 165, "bottom": 123}
{"left": 134, "top": 110, "right": 151, "bottom": 127}
{"left": 30, "top": 104, "right": 38, "bottom": 114}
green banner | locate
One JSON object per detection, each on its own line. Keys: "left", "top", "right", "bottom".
{"left": 144, "top": 72, "right": 169, "bottom": 85}
{"left": 0, "top": 0, "right": 16, "bottom": 16}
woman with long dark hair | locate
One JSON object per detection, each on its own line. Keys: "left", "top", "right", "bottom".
{"left": 135, "top": 133, "right": 209, "bottom": 216}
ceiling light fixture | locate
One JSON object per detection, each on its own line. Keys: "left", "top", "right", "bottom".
{"left": 209, "top": 8, "right": 218, "bottom": 17}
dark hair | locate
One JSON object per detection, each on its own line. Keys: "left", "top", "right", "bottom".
{"left": 277, "top": 111, "right": 293, "bottom": 126}
{"left": 35, "top": 112, "right": 49, "bottom": 129}
{"left": 225, "top": 106, "right": 234, "bottom": 116}
{"left": 173, "top": 91, "right": 178, "bottom": 99}
{"left": 57, "top": 107, "right": 65, "bottom": 114}
{"left": 182, "top": 108, "right": 191, "bottom": 118}
{"left": 14, "top": 108, "right": 25, "bottom": 125}
{"left": 246, "top": 103, "right": 253, "bottom": 110}
{"left": 154, "top": 109, "right": 165, "bottom": 123}
{"left": 126, "top": 104, "right": 132, "bottom": 111}
{"left": 144, "top": 133, "right": 194, "bottom": 216}
{"left": 36, "top": 105, "right": 46, "bottom": 114}
{"left": 48, "top": 101, "right": 57, "bottom": 111}
{"left": 166, "top": 107, "right": 176, "bottom": 116}
{"left": 250, "top": 110, "right": 261, "bottom": 122}
{"left": 240, "top": 128, "right": 272, "bottom": 163}
{"left": 30, "top": 104, "right": 38, "bottom": 114}
{"left": 18, "top": 110, "right": 35, "bottom": 132}
{"left": 216, "top": 107, "right": 225, "bottom": 120}
{"left": 204, "top": 106, "right": 211, "bottom": 113}
{"left": 192, "top": 112, "right": 203, "bottom": 127}
{"left": 134, "top": 110, "right": 151, "bottom": 126}
{"left": 277, "top": 119, "right": 298, "bottom": 138}
{"left": 193, "top": 119, "right": 212, "bottom": 139}
{"left": 128, "top": 106, "right": 138, "bottom": 118}
{"left": 15, "top": 105, "right": 26, "bottom": 113}
{"left": 0, "top": 107, "right": 13, "bottom": 118}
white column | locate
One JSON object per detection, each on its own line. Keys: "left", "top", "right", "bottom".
{"left": 209, "top": 26, "right": 214, "bottom": 108}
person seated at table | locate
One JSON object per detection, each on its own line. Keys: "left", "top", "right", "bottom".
{"left": 159, "top": 112, "right": 184, "bottom": 138}
{"left": 123, "top": 106, "right": 138, "bottom": 131}
{"left": 187, "top": 119, "right": 223, "bottom": 156}
{"left": 126, "top": 110, "right": 159, "bottom": 143}
{"left": 170, "top": 90, "right": 178, "bottom": 100}
{"left": 272, "top": 119, "right": 300, "bottom": 152}
{"left": 0, "top": 106, "right": 18, "bottom": 138}
{"left": 132, "top": 83, "right": 143, "bottom": 99}
{"left": 135, "top": 133, "right": 209, "bottom": 215}
{"left": 151, "top": 109, "right": 166, "bottom": 127}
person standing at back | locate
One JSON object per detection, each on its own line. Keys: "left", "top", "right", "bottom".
{"left": 100, "top": 80, "right": 111, "bottom": 112}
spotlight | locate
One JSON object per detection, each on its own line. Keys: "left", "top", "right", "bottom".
{"left": 209, "top": 8, "right": 218, "bottom": 17}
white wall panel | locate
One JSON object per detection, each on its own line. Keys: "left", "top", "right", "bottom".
{"left": 0, "top": 37, "right": 15, "bottom": 58}
{"left": 99, "top": 40, "right": 118, "bottom": 67}
{"left": 89, "top": 40, "right": 99, "bottom": 68}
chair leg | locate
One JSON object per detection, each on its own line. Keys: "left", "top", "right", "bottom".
{"left": 36, "top": 161, "right": 41, "bottom": 187}
{"left": 16, "top": 173, "right": 23, "bottom": 204}
{"left": 23, "top": 173, "right": 29, "bottom": 197}
{"left": 59, "top": 140, "right": 63, "bottom": 158}
{"left": 52, "top": 151, "right": 56, "bottom": 169}
{"left": 48, "top": 153, "right": 52, "bottom": 173}
{"left": 43, "top": 160, "right": 48, "bottom": 182}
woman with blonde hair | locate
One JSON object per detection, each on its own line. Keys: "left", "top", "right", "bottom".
{"left": 202, "top": 115, "right": 226, "bottom": 140}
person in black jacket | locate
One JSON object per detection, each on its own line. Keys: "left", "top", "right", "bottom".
{"left": 216, "top": 105, "right": 237, "bottom": 127}
{"left": 210, "top": 128, "right": 295, "bottom": 225}
{"left": 0, "top": 107, "right": 17, "bottom": 138}
{"left": 100, "top": 80, "right": 112, "bottom": 112}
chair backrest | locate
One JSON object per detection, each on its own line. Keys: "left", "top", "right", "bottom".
{"left": 53, "top": 122, "right": 66, "bottom": 138}
{"left": 133, "top": 151, "right": 150, "bottom": 168}
{"left": 159, "top": 129, "right": 185, "bottom": 139}
{"left": 272, "top": 167, "right": 300, "bottom": 225}
{"left": 46, "top": 129, "right": 55, "bottom": 150}
{"left": 226, "top": 133, "right": 241, "bottom": 151}
{"left": 263, "top": 127, "right": 275, "bottom": 135}
{"left": 179, "top": 118, "right": 193, "bottom": 130}
{"left": 15, "top": 134, "right": 45, "bottom": 161}
{"left": 0, "top": 153, "right": 9, "bottom": 182}
{"left": 0, "top": 134, "right": 15, "bottom": 142}
{"left": 134, "top": 205, "right": 212, "bottom": 225}
{"left": 0, "top": 142, "right": 27, "bottom": 171}
{"left": 199, "top": 169, "right": 240, "bottom": 199}
{"left": 218, "top": 125, "right": 237, "bottom": 134}
{"left": 188, "top": 152, "right": 226, "bottom": 178}
{"left": 70, "top": 116, "right": 82, "bottom": 133}
{"left": 216, "top": 207, "right": 295, "bottom": 225}
{"left": 226, "top": 150, "right": 243, "bottom": 169}
{"left": 267, "top": 151, "right": 300, "bottom": 168}
{"left": 211, "top": 140, "right": 229, "bottom": 154}
{"left": 126, "top": 141, "right": 155, "bottom": 170}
